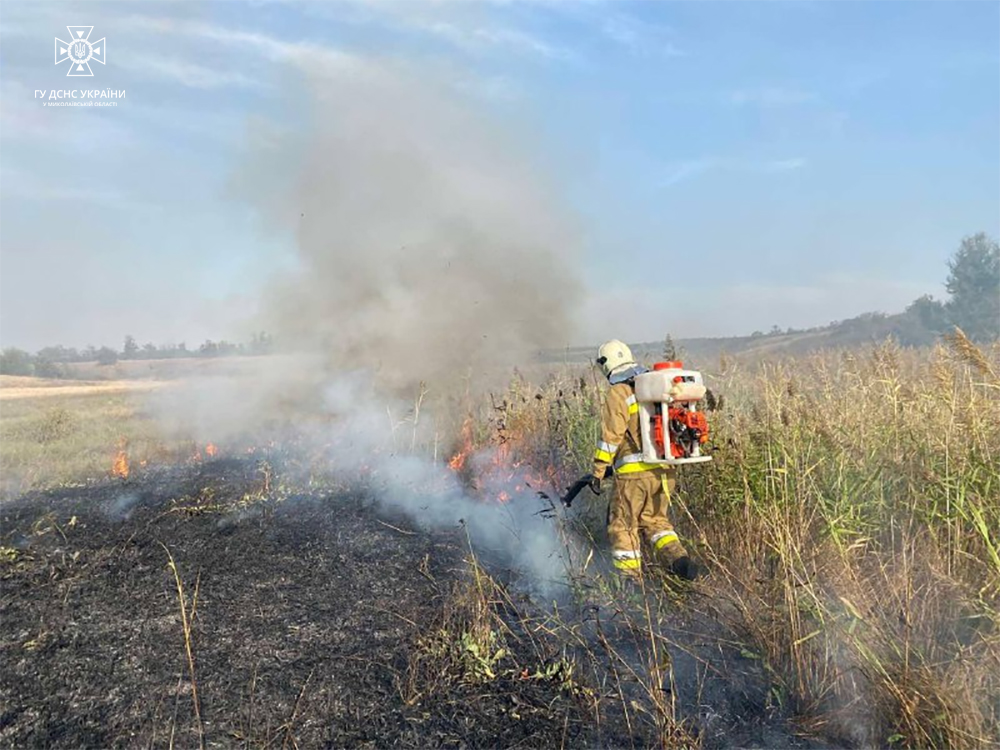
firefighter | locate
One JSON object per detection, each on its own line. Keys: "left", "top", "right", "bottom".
{"left": 592, "top": 339, "right": 698, "bottom": 580}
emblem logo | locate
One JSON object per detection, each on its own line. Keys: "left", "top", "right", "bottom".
{"left": 55, "top": 26, "right": 106, "bottom": 77}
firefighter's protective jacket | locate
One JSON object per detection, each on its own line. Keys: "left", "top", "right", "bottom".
{"left": 593, "top": 381, "right": 684, "bottom": 573}
{"left": 592, "top": 382, "right": 666, "bottom": 480}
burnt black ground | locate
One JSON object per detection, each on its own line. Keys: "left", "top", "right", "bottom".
{"left": 2, "top": 457, "right": 832, "bottom": 750}
{"left": 561, "top": 587, "right": 827, "bottom": 750}
{"left": 0, "top": 459, "right": 599, "bottom": 749}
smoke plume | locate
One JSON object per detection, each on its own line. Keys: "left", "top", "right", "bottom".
{"left": 237, "top": 59, "right": 581, "bottom": 391}
{"left": 147, "top": 55, "right": 586, "bottom": 589}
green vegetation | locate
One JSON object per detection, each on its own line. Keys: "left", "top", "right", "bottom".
{"left": 943, "top": 233, "right": 1000, "bottom": 342}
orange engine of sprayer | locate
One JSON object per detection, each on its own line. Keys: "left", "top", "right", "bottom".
{"left": 653, "top": 405, "right": 709, "bottom": 458}
{"left": 635, "top": 362, "right": 712, "bottom": 465}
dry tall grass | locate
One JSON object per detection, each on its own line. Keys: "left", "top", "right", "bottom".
{"left": 0, "top": 391, "right": 213, "bottom": 496}
{"left": 477, "top": 333, "right": 1000, "bottom": 748}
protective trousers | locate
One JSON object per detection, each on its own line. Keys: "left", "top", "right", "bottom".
{"left": 608, "top": 471, "right": 687, "bottom": 575}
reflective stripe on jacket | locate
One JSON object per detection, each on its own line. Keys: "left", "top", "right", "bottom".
{"left": 614, "top": 452, "right": 666, "bottom": 474}
{"left": 593, "top": 382, "right": 661, "bottom": 479}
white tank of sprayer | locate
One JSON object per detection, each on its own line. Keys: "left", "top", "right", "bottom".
{"left": 633, "top": 361, "right": 712, "bottom": 465}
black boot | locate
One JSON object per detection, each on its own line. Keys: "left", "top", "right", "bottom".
{"left": 669, "top": 556, "right": 699, "bottom": 581}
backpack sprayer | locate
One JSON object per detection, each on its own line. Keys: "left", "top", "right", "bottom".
{"left": 634, "top": 361, "right": 711, "bottom": 466}
{"left": 562, "top": 360, "right": 711, "bottom": 507}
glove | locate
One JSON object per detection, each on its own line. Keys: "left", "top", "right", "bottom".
{"left": 589, "top": 474, "right": 603, "bottom": 495}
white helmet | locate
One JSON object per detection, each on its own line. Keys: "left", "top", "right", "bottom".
{"left": 596, "top": 339, "right": 636, "bottom": 379}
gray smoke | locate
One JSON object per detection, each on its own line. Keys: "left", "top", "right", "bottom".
{"left": 146, "top": 55, "right": 585, "bottom": 589}
{"left": 236, "top": 59, "right": 581, "bottom": 391}
{"left": 318, "top": 373, "right": 575, "bottom": 592}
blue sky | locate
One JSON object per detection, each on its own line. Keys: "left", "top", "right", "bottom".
{"left": 1, "top": 0, "right": 997, "bottom": 350}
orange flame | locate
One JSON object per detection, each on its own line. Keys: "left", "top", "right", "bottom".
{"left": 448, "top": 450, "right": 468, "bottom": 472}
{"left": 112, "top": 440, "right": 129, "bottom": 480}
{"left": 448, "top": 417, "right": 475, "bottom": 472}
{"left": 442, "top": 416, "right": 566, "bottom": 506}
{"left": 205, "top": 443, "right": 218, "bottom": 458}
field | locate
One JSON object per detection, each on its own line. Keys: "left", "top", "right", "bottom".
{"left": 0, "top": 380, "right": 187, "bottom": 498}
{"left": 2, "top": 334, "right": 998, "bottom": 748}
{"left": 59, "top": 357, "right": 277, "bottom": 382}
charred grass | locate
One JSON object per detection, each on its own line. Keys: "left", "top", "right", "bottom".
{"left": 0, "top": 458, "right": 601, "bottom": 748}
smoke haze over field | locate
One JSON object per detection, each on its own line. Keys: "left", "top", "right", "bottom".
{"left": 236, "top": 61, "right": 580, "bottom": 391}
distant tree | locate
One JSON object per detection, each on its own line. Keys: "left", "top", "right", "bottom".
{"left": 662, "top": 334, "right": 678, "bottom": 361}
{"left": 906, "top": 295, "right": 949, "bottom": 335}
{"left": 122, "top": 335, "right": 139, "bottom": 359}
{"left": 83, "top": 345, "right": 98, "bottom": 361}
{"left": 141, "top": 343, "right": 157, "bottom": 358}
{"left": 34, "top": 356, "right": 65, "bottom": 378}
{"left": 36, "top": 345, "right": 80, "bottom": 363}
{"left": 0, "top": 348, "right": 34, "bottom": 376}
{"left": 96, "top": 347, "right": 119, "bottom": 366}
{"left": 886, "top": 299, "right": 933, "bottom": 346}
{"left": 945, "top": 233, "right": 1000, "bottom": 342}
{"left": 769, "top": 325, "right": 782, "bottom": 336}
{"left": 198, "top": 340, "right": 219, "bottom": 357}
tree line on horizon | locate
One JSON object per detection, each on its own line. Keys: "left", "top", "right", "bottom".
{"left": 664, "top": 232, "right": 998, "bottom": 350}
{"left": 1, "top": 233, "right": 997, "bottom": 379}
{"left": 0, "top": 332, "right": 274, "bottom": 378}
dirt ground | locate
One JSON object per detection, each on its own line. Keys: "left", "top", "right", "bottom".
{"left": 0, "top": 458, "right": 598, "bottom": 749}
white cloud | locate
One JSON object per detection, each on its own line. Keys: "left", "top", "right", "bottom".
{"left": 601, "top": 13, "right": 683, "bottom": 58}
{"left": 661, "top": 156, "right": 807, "bottom": 186}
{"left": 729, "top": 87, "right": 819, "bottom": 107}
{"left": 153, "top": 2, "right": 573, "bottom": 63}
{"left": 120, "top": 16, "right": 360, "bottom": 70}
{"left": 764, "top": 157, "right": 807, "bottom": 171}
{"left": 412, "top": 19, "right": 574, "bottom": 60}
{"left": 127, "top": 54, "right": 262, "bottom": 90}
{"left": 661, "top": 158, "right": 718, "bottom": 187}
{"left": 299, "top": 0, "right": 575, "bottom": 61}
